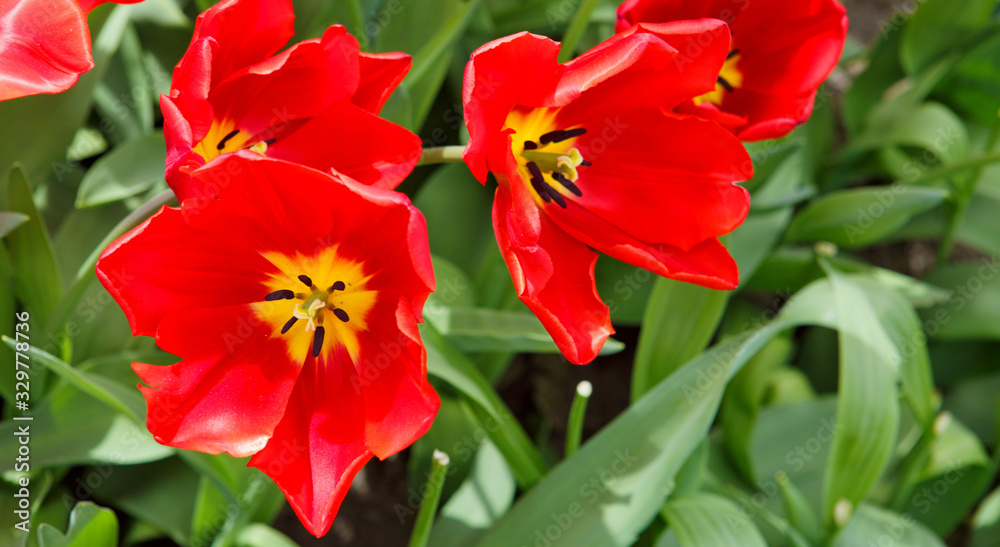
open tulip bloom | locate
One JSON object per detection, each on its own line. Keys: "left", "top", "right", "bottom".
{"left": 462, "top": 22, "right": 753, "bottom": 365}
{"left": 161, "top": 0, "right": 420, "bottom": 198}
{"left": 0, "top": 0, "right": 142, "bottom": 101}
{"left": 96, "top": 153, "right": 439, "bottom": 537}
{"left": 617, "top": 0, "right": 848, "bottom": 141}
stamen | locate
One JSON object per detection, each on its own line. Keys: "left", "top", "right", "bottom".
{"left": 727, "top": 49, "right": 740, "bottom": 59}
{"left": 281, "top": 316, "right": 298, "bottom": 334}
{"left": 548, "top": 188, "right": 567, "bottom": 208}
{"left": 717, "top": 76, "right": 734, "bottom": 93}
{"left": 263, "top": 138, "right": 276, "bottom": 145}
{"left": 298, "top": 274, "right": 314, "bottom": 288}
{"left": 312, "top": 326, "right": 325, "bottom": 357}
{"left": 524, "top": 141, "right": 538, "bottom": 150}
{"left": 217, "top": 129, "right": 240, "bottom": 150}
{"left": 328, "top": 281, "right": 346, "bottom": 292}
{"left": 539, "top": 128, "right": 586, "bottom": 144}
{"left": 265, "top": 289, "right": 295, "bottom": 301}
{"left": 333, "top": 308, "right": 350, "bottom": 322}
{"left": 581, "top": 160, "right": 592, "bottom": 166}
{"left": 552, "top": 172, "right": 583, "bottom": 197}
{"left": 526, "top": 161, "right": 568, "bottom": 208}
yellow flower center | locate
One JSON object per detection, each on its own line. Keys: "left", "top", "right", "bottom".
{"left": 193, "top": 119, "right": 273, "bottom": 163}
{"left": 504, "top": 106, "right": 589, "bottom": 208}
{"left": 253, "top": 246, "right": 377, "bottom": 361}
{"left": 693, "top": 50, "right": 743, "bottom": 107}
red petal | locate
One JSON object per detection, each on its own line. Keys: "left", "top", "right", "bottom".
{"left": 185, "top": 0, "right": 295, "bottom": 90}
{"left": 554, "top": 110, "right": 751, "bottom": 251}
{"left": 267, "top": 100, "right": 421, "bottom": 190}
{"left": 550, "top": 212, "right": 740, "bottom": 290}
{"left": 616, "top": 0, "right": 847, "bottom": 138}
{"left": 164, "top": 36, "right": 215, "bottom": 149}
{"left": 209, "top": 25, "right": 360, "bottom": 138}
{"left": 356, "top": 299, "right": 439, "bottom": 458}
{"left": 78, "top": 0, "right": 143, "bottom": 12}
{"left": 462, "top": 32, "right": 562, "bottom": 183}
{"left": 95, "top": 204, "right": 276, "bottom": 336}
{"left": 0, "top": 0, "right": 92, "bottom": 101}
{"left": 249, "top": 354, "right": 373, "bottom": 537}
{"left": 557, "top": 20, "right": 730, "bottom": 111}
{"left": 180, "top": 154, "right": 434, "bottom": 314}
{"left": 134, "top": 305, "right": 300, "bottom": 457}
{"left": 492, "top": 181, "right": 612, "bottom": 365}
{"left": 353, "top": 51, "right": 411, "bottom": 113}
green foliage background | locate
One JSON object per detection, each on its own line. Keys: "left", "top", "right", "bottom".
{"left": 2, "top": 0, "right": 1000, "bottom": 545}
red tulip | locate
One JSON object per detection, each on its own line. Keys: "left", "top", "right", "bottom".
{"left": 0, "top": 0, "right": 141, "bottom": 101}
{"left": 462, "top": 23, "right": 751, "bottom": 364}
{"left": 617, "top": 0, "right": 848, "bottom": 141}
{"left": 162, "top": 0, "right": 420, "bottom": 199}
{"left": 96, "top": 153, "right": 439, "bottom": 537}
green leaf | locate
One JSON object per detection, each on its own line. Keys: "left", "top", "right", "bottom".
{"left": 422, "top": 323, "right": 548, "bottom": 488}
{"left": 751, "top": 398, "right": 838, "bottom": 519}
{"left": 895, "top": 417, "right": 991, "bottom": 535}
{"left": 920, "top": 261, "right": 1000, "bottom": 341}
{"left": 785, "top": 185, "right": 949, "bottom": 247}
{"left": 719, "top": 335, "right": 794, "bottom": 480}
{"left": 85, "top": 457, "right": 197, "bottom": 545}
{"left": 233, "top": 524, "right": 298, "bottom": 547}
{"left": 851, "top": 102, "right": 969, "bottom": 167}
{"left": 0, "top": 352, "right": 173, "bottom": 470}
{"left": 900, "top": 0, "right": 997, "bottom": 74}
{"left": 0, "top": 211, "right": 28, "bottom": 237}
{"left": 38, "top": 502, "right": 118, "bottom": 547}
{"left": 661, "top": 493, "right": 768, "bottom": 547}
{"left": 414, "top": 164, "right": 496, "bottom": 275}
{"left": 971, "top": 485, "right": 1000, "bottom": 546}
{"left": 821, "top": 266, "right": 900, "bottom": 531}
{"left": 7, "top": 166, "right": 63, "bottom": 326}
{"left": 852, "top": 277, "right": 937, "bottom": 428}
{"left": 832, "top": 504, "right": 944, "bottom": 547}
{"left": 842, "top": 27, "right": 905, "bottom": 135}
{"left": 595, "top": 256, "right": 658, "bottom": 325}
{"left": 426, "top": 305, "right": 623, "bottom": 355}
{"left": 2, "top": 337, "right": 143, "bottom": 421}
{"left": 472, "top": 326, "right": 784, "bottom": 547}
{"left": 429, "top": 441, "right": 516, "bottom": 546}
{"left": 631, "top": 278, "right": 728, "bottom": 401}
{"left": 76, "top": 134, "right": 167, "bottom": 208}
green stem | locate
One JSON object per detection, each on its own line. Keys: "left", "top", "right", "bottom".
{"left": 418, "top": 145, "right": 466, "bottom": 166}
{"left": 558, "top": 0, "right": 602, "bottom": 63}
{"left": 409, "top": 450, "right": 450, "bottom": 547}
{"left": 346, "top": 0, "right": 369, "bottom": 51}
{"left": 936, "top": 122, "right": 1000, "bottom": 263}
{"left": 908, "top": 149, "right": 1000, "bottom": 187}
{"left": 564, "top": 381, "right": 592, "bottom": 458}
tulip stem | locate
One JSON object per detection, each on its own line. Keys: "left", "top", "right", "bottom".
{"left": 558, "top": 0, "right": 602, "bottom": 63}
{"left": 408, "top": 450, "right": 450, "bottom": 547}
{"left": 564, "top": 381, "right": 593, "bottom": 458}
{"left": 418, "top": 145, "right": 466, "bottom": 166}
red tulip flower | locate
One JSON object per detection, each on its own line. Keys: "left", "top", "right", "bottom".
{"left": 96, "top": 153, "right": 439, "bottom": 537}
{"left": 0, "top": 0, "right": 141, "bottom": 101}
{"left": 162, "top": 0, "right": 420, "bottom": 199}
{"left": 462, "top": 23, "right": 752, "bottom": 364}
{"left": 617, "top": 0, "right": 848, "bottom": 141}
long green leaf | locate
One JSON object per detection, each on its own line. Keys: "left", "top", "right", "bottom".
{"left": 820, "top": 265, "right": 900, "bottom": 531}
{"left": 661, "top": 493, "right": 768, "bottom": 547}
{"left": 631, "top": 278, "right": 728, "bottom": 401}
